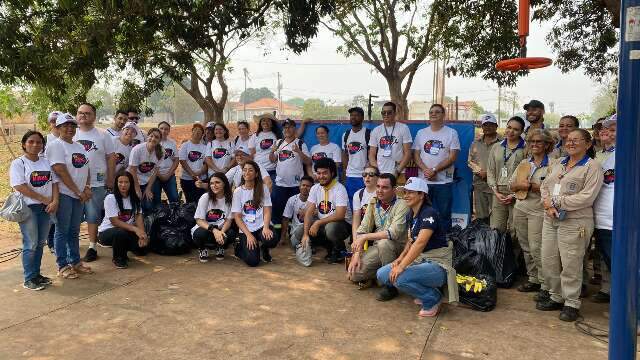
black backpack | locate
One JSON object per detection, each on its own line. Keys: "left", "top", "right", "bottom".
{"left": 343, "top": 128, "right": 371, "bottom": 156}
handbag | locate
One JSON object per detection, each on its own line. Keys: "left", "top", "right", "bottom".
{"left": 0, "top": 191, "right": 32, "bottom": 222}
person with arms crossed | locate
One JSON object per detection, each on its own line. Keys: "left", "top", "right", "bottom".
{"left": 368, "top": 102, "right": 412, "bottom": 176}
{"left": 468, "top": 114, "right": 501, "bottom": 223}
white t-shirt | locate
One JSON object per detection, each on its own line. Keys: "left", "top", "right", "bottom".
{"left": 310, "top": 142, "right": 341, "bottom": 175}
{"left": 412, "top": 126, "right": 461, "bottom": 184}
{"left": 226, "top": 163, "right": 269, "bottom": 188}
{"left": 342, "top": 128, "right": 369, "bottom": 178}
{"left": 106, "top": 127, "right": 121, "bottom": 138}
{"left": 159, "top": 139, "right": 178, "bottom": 176}
{"left": 283, "top": 194, "right": 309, "bottom": 227}
{"left": 250, "top": 131, "right": 278, "bottom": 171}
{"left": 594, "top": 151, "right": 615, "bottom": 230}
{"left": 73, "top": 127, "right": 114, "bottom": 187}
{"left": 206, "top": 139, "right": 234, "bottom": 176}
{"left": 46, "top": 133, "right": 58, "bottom": 146}
{"left": 45, "top": 139, "right": 90, "bottom": 199}
{"left": 231, "top": 185, "right": 272, "bottom": 233}
{"left": 191, "top": 193, "right": 232, "bottom": 236}
{"left": 179, "top": 141, "right": 208, "bottom": 180}
{"left": 131, "top": 130, "right": 146, "bottom": 147}
{"left": 308, "top": 182, "right": 352, "bottom": 223}
{"left": 369, "top": 122, "right": 412, "bottom": 174}
{"left": 112, "top": 138, "right": 133, "bottom": 174}
{"left": 129, "top": 143, "right": 161, "bottom": 186}
{"left": 274, "top": 139, "right": 311, "bottom": 187}
{"left": 233, "top": 135, "right": 252, "bottom": 152}
{"left": 9, "top": 156, "right": 58, "bottom": 206}
{"left": 98, "top": 194, "right": 138, "bottom": 233}
{"left": 352, "top": 187, "right": 376, "bottom": 217}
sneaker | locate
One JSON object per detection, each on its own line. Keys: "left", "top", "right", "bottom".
{"left": 23, "top": 279, "right": 45, "bottom": 291}
{"left": 215, "top": 248, "right": 225, "bottom": 261}
{"left": 199, "top": 249, "right": 209, "bottom": 263}
{"left": 357, "top": 279, "right": 373, "bottom": 290}
{"left": 262, "top": 247, "right": 272, "bottom": 263}
{"left": 326, "top": 249, "right": 345, "bottom": 264}
{"left": 536, "top": 298, "right": 564, "bottom": 311}
{"left": 559, "top": 306, "right": 580, "bottom": 322}
{"left": 376, "top": 286, "right": 399, "bottom": 302}
{"left": 83, "top": 248, "right": 98, "bottom": 262}
{"left": 112, "top": 258, "right": 128, "bottom": 269}
{"left": 418, "top": 303, "right": 441, "bottom": 317}
{"left": 97, "top": 241, "right": 112, "bottom": 248}
{"left": 533, "top": 290, "right": 550, "bottom": 302}
{"left": 591, "top": 291, "right": 610, "bottom": 303}
{"left": 589, "top": 274, "right": 602, "bottom": 285}
{"left": 35, "top": 275, "right": 53, "bottom": 285}
{"left": 48, "top": 246, "right": 55, "bottom": 254}
{"left": 517, "top": 282, "right": 541, "bottom": 293}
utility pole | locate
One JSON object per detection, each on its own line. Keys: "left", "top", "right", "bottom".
{"left": 368, "top": 94, "right": 379, "bottom": 121}
{"left": 455, "top": 96, "right": 459, "bottom": 121}
{"left": 277, "top": 72, "right": 282, "bottom": 119}
{"left": 243, "top": 68, "right": 248, "bottom": 121}
{"left": 497, "top": 87, "right": 502, "bottom": 127}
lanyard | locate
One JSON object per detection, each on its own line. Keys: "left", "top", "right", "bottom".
{"left": 503, "top": 146, "right": 518, "bottom": 164}
{"left": 375, "top": 198, "right": 395, "bottom": 227}
{"left": 383, "top": 123, "right": 396, "bottom": 139}
{"left": 528, "top": 157, "right": 548, "bottom": 181}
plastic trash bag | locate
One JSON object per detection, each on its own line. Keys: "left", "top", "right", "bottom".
{"left": 457, "top": 274, "right": 497, "bottom": 312}
{"left": 151, "top": 225, "right": 191, "bottom": 255}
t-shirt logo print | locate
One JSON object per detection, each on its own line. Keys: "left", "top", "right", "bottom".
{"left": 71, "top": 153, "right": 88, "bottom": 168}
{"left": 77, "top": 139, "right": 97, "bottom": 152}
{"left": 138, "top": 162, "right": 155, "bottom": 173}
{"left": 118, "top": 209, "right": 132, "bottom": 222}
{"left": 206, "top": 209, "right": 225, "bottom": 222}
{"left": 30, "top": 171, "right": 51, "bottom": 187}
{"left": 278, "top": 150, "right": 295, "bottom": 161}
{"left": 260, "top": 138, "right": 274, "bottom": 150}
{"left": 312, "top": 152, "right": 327, "bottom": 162}
{"left": 212, "top": 148, "right": 228, "bottom": 159}
{"left": 115, "top": 153, "right": 126, "bottom": 165}
{"left": 243, "top": 200, "right": 258, "bottom": 214}
{"left": 347, "top": 142, "right": 364, "bottom": 155}
{"left": 424, "top": 140, "right": 443, "bottom": 153}
{"left": 603, "top": 169, "right": 615, "bottom": 184}
{"left": 188, "top": 151, "right": 202, "bottom": 162}
{"left": 379, "top": 136, "right": 396, "bottom": 150}
{"left": 318, "top": 201, "right": 333, "bottom": 215}
{"left": 164, "top": 148, "right": 173, "bottom": 160}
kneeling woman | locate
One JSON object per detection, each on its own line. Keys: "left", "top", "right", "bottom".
{"left": 231, "top": 161, "right": 277, "bottom": 267}
{"left": 376, "top": 177, "right": 458, "bottom": 317}
{"left": 192, "top": 172, "right": 237, "bottom": 263}
{"left": 98, "top": 171, "right": 149, "bottom": 268}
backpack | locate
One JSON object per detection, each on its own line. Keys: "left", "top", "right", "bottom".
{"left": 234, "top": 135, "right": 240, "bottom": 146}
{"left": 358, "top": 188, "right": 365, "bottom": 203}
{"left": 343, "top": 128, "right": 371, "bottom": 156}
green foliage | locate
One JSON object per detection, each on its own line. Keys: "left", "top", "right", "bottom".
{"left": 285, "top": 97, "right": 305, "bottom": 107}
{"left": 302, "top": 98, "right": 328, "bottom": 119}
{"left": 591, "top": 80, "right": 617, "bottom": 120}
{"left": 0, "top": 87, "right": 23, "bottom": 119}
{"left": 240, "top": 87, "right": 276, "bottom": 104}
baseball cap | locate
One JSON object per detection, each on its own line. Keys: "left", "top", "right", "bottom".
{"left": 55, "top": 113, "right": 77, "bottom": 127}
{"left": 205, "top": 121, "right": 215, "bottom": 128}
{"left": 603, "top": 113, "right": 617, "bottom": 128}
{"left": 234, "top": 145, "right": 251, "bottom": 156}
{"left": 400, "top": 177, "right": 429, "bottom": 194}
{"left": 48, "top": 111, "right": 63, "bottom": 122}
{"left": 122, "top": 121, "right": 139, "bottom": 135}
{"left": 523, "top": 100, "right": 545, "bottom": 111}
{"left": 282, "top": 118, "right": 296, "bottom": 127}
{"left": 348, "top": 106, "right": 365, "bottom": 116}
{"left": 480, "top": 113, "right": 497, "bottom": 125}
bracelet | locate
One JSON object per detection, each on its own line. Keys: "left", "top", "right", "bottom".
{"left": 208, "top": 225, "right": 215, "bottom": 232}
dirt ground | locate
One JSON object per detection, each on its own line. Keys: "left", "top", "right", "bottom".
{"left": 0, "top": 219, "right": 613, "bottom": 360}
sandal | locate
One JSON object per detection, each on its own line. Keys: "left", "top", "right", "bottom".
{"left": 73, "top": 262, "right": 94, "bottom": 274}
{"left": 57, "top": 265, "right": 78, "bottom": 279}
{"left": 418, "top": 302, "right": 441, "bottom": 318}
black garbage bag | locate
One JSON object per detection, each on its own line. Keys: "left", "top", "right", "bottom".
{"left": 175, "top": 202, "right": 197, "bottom": 232}
{"left": 453, "top": 248, "right": 496, "bottom": 278}
{"left": 151, "top": 225, "right": 191, "bottom": 255}
{"left": 457, "top": 275, "right": 497, "bottom": 312}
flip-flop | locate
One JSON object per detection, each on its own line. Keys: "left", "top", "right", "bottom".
{"left": 57, "top": 265, "right": 78, "bottom": 279}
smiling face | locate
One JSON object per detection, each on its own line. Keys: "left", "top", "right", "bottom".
{"left": 316, "top": 167, "right": 332, "bottom": 186}
{"left": 191, "top": 126, "right": 204, "bottom": 142}
{"left": 260, "top": 118, "right": 272, "bottom": 131}
{"left": 316, "top": 127, "right": 329, "bottom": 144}
{"left": 238, "top": 123, "right": 249, "bottom": 137}
{"left": 504, "top": 120, "right": 524, "bottom": 141}
{"left": 481, "top": 122, "right": 498, "bottom": 136}
{"left": 121, "top": 127, "right": 136, "bottom": 144}
{"left": 147, "top": 130, "right": 161, "bottom": 146}
{"left": 429, "top": 106, "right": 445, "bottom": 124}
{"left": 403, "top": 189, "right": 424, "bottom": 208}
{"left": 527, "top": 134, "right": 547, "bottom": 156}
{"left": 601, "top": 124, "right": 616, "bottom": 145}
{"left": 558, "top": 117, "right": 578, "bottom": 140}
{"left": 58, "top": 122, "right": 77, "bottom": 141}
{"left": 209, "top": 176, "right": 224, "bottom": 196}
{"left": 283, "top": 124, "right": 296, "bottom": 138}
{"left": 526, "top": 107, "right": 544, "bottom": 123}
{"left": 349, "top": 111, "right": 364, "bottom": 127}
{"left": 242, "top": 163, "right": 257, "bottom": 182}
{"left": 565, "top": 130, "right": 590, "bottom": 157}
{"left": 214, "top": 125, "right": 226, "bottom": 140}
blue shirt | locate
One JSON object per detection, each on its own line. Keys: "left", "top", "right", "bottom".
{"left": 407, "top": 205, "right": 447, "bottom": 252}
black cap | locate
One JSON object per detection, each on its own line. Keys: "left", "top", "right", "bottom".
{"left": 282, "top": 118, "right": 296, "bottom": 127}
{"left": 348, "top": 106, "right": 365, "bottom": 116}
{"left": 523, "top": 100, "right": 545, "bottom": 111}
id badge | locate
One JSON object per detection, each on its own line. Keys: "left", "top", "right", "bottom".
{"left": 429, "top": 146, "right": 440, "bottom": 156}
{"left": 500, "top": 166, "right": 508, "bottom": 179}
{"left": 97, "top": 172, "right": 105, "bottom": 183}
{"left": 553, "top": 183, "right": 561, "bottom": 196}
{"left": 382, "top": 148, "right": 392, "bottom": 157}
{"left": 245, "top": 211, "right": 256, "bottom": 223}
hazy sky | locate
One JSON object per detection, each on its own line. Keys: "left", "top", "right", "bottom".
{"left": 224, "top": 20, "right": 608, "bottom": 118}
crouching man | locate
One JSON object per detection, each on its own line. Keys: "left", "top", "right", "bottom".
{"left": 348, "top": 173, "right": 409, "bottom": 291}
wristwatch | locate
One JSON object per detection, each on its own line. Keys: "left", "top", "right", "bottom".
{"left": 431, "top": 167, "right": 437, "bottom": 173}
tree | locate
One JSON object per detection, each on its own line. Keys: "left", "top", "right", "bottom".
{"left": 323, "top": 0, "right": 521, "bottom": 120}
{"left": 351, "top": 95, "right": 368, "bottom": 108}
{"left": 302, "top": 98, "right": 328, "bottom": 119}
{"left": 285, "top": 97, "right": 305, "bottom": 108}
{"left": 591, "top": 79, "right": 617, "bottom": 120}
{"left": 240, "top": 87, "right": 276, "bottom": 104}
{"left": 470, "top": 102, "right": 486, "bottom": 120}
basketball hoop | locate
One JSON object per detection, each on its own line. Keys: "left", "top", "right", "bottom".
{"left": 495, "top": 0, "right": 552, "bottom": 72}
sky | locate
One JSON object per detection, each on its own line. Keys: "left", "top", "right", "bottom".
{"left": 224, "top": 20, "right": 607, "bottom": 118}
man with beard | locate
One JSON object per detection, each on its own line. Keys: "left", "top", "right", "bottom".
{"left": 106, "top": 110, "right": 128, "bottom": 138}
{"left": 341, "top": 106, "right": 371, "bottom": 208}
{"left": 523, "top": 100, "right": 546, "bottom": 134}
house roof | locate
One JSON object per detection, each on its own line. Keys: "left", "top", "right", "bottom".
{"left": 235, "top": 98, "right": 300, "bottom": 111}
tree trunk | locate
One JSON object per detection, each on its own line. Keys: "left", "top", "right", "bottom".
{"left": 386, "top": 76, "right": 409, "bottom": 121}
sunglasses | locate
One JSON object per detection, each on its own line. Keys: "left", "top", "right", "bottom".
{"left": 381, "top": 110, "right": 394, "bottom": 116}
{"left": 363, "top": 172, "right": 379, "bottom": 177}
{"left": 129, "top": 116, "right": 140, "bottom": 120}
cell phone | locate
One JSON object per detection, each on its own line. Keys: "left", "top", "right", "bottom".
{"left": 557, "top": 209, "right": 567, "bottom": 221}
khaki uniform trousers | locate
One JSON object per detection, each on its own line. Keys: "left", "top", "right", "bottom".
{"left": 513, "top": 208, "right": 544, "bottom": 288}
{"left": 541, "top": 216, "right": 594, "bottom": 309}
{"left": 473, "top": 190, "right": 493, "bottom": 220}
{"left": 350, "top": 239, "right": 399, "bottom": 283}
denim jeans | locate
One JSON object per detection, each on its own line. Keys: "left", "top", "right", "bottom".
{"left": 181, "top": 178, "right": 205, "bottom": 203}
{"left": 271, "top": 184, "right": 299, "bottom": 226}
{"left": 267, "top": 170, "right": 277, "bottom": 185}
{"left": 428, "top": 183, "right": 453, "bottom": 233}
{"left": 19, "top": 204, "right": 52, "bottom": 282}
{"left": 140, "top": 184, "right": 154, "bottom": 214}
{"left": 377, "top": 260, "right": 447, "bottom": 309}
{"left": 54, "top": 194, "right": 83, "bottom": 269}
{"left": 153, "top": 175, "right": 180, "bottom": 207}
{"left": 345, "top": 176, "right": 365, "bottom": 210}
{"left": 84, "top": 186, "right": 107, "bottom": 224}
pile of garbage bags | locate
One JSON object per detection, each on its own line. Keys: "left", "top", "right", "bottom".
{"left": 144, "top": 202, "right": 197, "bottom": 255}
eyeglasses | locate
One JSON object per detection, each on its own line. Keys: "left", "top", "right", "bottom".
{"left": 566, "top": 138, "right": 586, "bottom": 145}
{"left": 363, "top": 172, "right": 379, "bottom": 177}
{"left": 381, "top": 110, "right": 394, "bottom": 116}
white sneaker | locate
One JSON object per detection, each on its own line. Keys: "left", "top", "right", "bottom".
{"left": 199, "top": 249, "right": 209, "bottom": 263}
{"left": 215, "top": 248, "right": 224, "bottom": 260}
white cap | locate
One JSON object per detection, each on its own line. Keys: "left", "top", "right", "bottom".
{"left": 122, "top": 121, "right": 139, "bottom": 135}
{"left": 603, "top": 113, "right": 617, "bottom": 128}
{"left": 480, "top": 113, "right": 497, "bottom": 125}
{"left": 234, "top": 145, "right": 251, "bottom": 156}
{"left": 401, "top": 177, "right": 429, "bottom": 194}
{"left": 48, "top": 111, "right": 63, "bottom": 122}
{"left": 55, "top": 113, "right": 77, "bottom": 127}
{"left": 206, "top": 121, "right": 215, "bottom": 128}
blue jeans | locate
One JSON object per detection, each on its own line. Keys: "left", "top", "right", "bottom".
{"left": 377, "top": 260, "right": 447, "bottom": 309}
{"left": 267, "top": 170, "right": 277, "bottom": 185}
{"left": 54, "top": 194, "right": 83, "bottom": 269}
{"left": 153, "top": 175, "right": 179, "bottom": 207}
{"left": 428, "top": 183, "right": 453, "bottom": 233}
{"left": 140, "top": 184, "right": 156, "bottom": 214}
{"left": 84, "top": 186, "right": 106, "bottom": 224}
{"left": 594, "top": 228, "right": 612, "bottom": 271}
{"left": 271, "top": 184, "right": 299, "bottom": 226}
{"left": 19, "top": 204, "right": 52, "bottom": 282}
{"left": 345, "top": 176, "right": 365, "bottom": 210}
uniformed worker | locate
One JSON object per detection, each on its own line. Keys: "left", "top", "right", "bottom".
{"left": 537, "top": 129, "right": 603, "bottom": 322}
{"left": 550, "top": 115, "right": 579, "bottom": 159}
{"left": 468, "top": 114, "right": 501, "bottom": 223}
{"left": 487, "top": 116, "right": 526, "bottom": 235}
{"left": 509, "top": 129, "right": 554, "bottom": 296}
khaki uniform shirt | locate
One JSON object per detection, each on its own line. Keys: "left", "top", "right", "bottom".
{"left": 595, "top": 146, "right": 615, "bottom": 163}
{"left": 510, "top": 156, "right": 554, "bottom": 217}
{"left": 468, "top": 135, "right": 502, "bottom": 194}
{"left": 549, "top": 141, "right": 568, "bottom": 159}
{"left": 357, "top": 196, "right": 409, "bottom": 246}
{"left": 540, "top": 155, "right": 604, "bottom": 220}
{"left": 487, "top": 138, "right": 526, "bottom": 195}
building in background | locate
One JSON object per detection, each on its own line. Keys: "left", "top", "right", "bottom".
{"left": 226, "top": 98, "right": 302, "bottom": 122}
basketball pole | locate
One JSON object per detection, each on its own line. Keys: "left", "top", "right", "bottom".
{"left": 609, "top": 1, "right": 640, "bottom": 358}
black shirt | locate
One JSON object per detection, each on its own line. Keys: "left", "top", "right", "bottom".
{"left": 407, "top": 205, "right": 446, "bottom": 252}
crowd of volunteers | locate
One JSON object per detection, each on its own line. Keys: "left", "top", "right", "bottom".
{"left": 9, "top": 99, "right": 616, "bottom": 322}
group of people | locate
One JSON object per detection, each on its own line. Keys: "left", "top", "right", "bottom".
{"left": 9, "top": 99, "right": 617, "bottom": 321}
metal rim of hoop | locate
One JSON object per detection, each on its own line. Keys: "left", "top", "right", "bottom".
{"left": 495, "top": 57, "right": 553, "bottom": 72}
